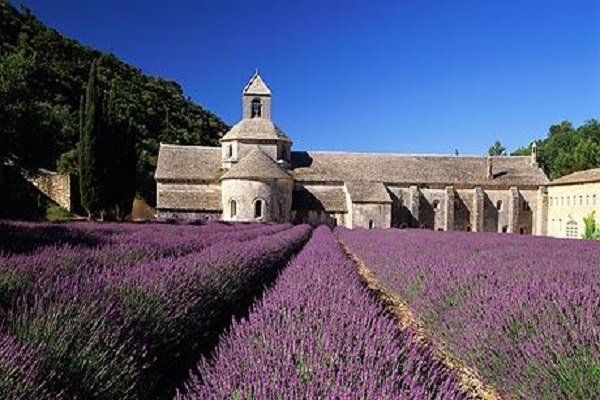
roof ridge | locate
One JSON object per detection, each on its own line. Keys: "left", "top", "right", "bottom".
{"left": 160, "top": 143, "right": 219, "bottom": 150}
{"left": 297, "top": 150, "right": 528, "bottom": 158}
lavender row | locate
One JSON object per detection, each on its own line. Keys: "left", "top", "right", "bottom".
{"left": 0, "top": 222, "right": 292, "bottom": 313}
{"left": 178, "top": 226, "right": 466, "bottom": 400}
{"left": 0, "top": 223, "right": 311, "bottom": 399}
{"left": 338, "top": 228, "right": 600, "bottom": 400}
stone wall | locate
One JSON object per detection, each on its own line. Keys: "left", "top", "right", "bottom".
{"left": 454, "top": 190, "right": 473, "bottom": 231}
{"left": 221, "top": 178, "right": 292, "bottom": 223}
{"left": 157, "top": 182, "right": 221, "bottom": 212}
{"left": 157, "top": 210, "right": 220, "bottom": 221}
{"left": 351, "top": 203, "right": 391, "bottom": 229}
{"left": 29, "top": 172, "right": 74, "bottom": 211}
{"left": 420, "top": 188, "right": 447, "bottom": 230}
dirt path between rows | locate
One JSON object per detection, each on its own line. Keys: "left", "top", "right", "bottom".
{"left": 337, "top": 236, "right": 503, "bottom": 400}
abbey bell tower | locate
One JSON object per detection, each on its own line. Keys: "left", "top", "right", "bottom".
{"left": 219, "top": 71, "right": 293, "bottom": 170}
{"left": 242, "top": 70, "right": 272, "bottom": 120}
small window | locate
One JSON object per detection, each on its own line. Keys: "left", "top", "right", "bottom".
{"left": 226, "top": 144, "right": 232, "bottom": 159}
{"left": 437, "top": 228, "right": 444, "bottom": 231}
{"left": 332, "top": 218, "right": 338, "bottom": 227}
{"left": 587, "top": 195, "right": 590, "bottom": 205}
{"left": 594, "top": 195, "right": 597, "bottom": 205}
{"left": 466, "top": 225, "right": 472, "bottom": 232}
{"left": 501, "top": 225, "right": 508, "bottom": 233}
{"left": 522, "top": 200, "right": 530, "bottom": 212}
{"left": 254, "top": 199, "right": 263, "bottom": 219}
{"left": 432, "top": 200, "right": 440, "bottom": 211}
{"left": 368, "top": 220, "right": 375, "bottom": 229}
{"left": 580, "top": 195, "right": 583, "bottom": 206}
{"left": 251, "top": 98, "right": 262, "bottom": 118}
{"left": 230, "top": 199, "right": 237, "bottom": 217}
{"left": 496, "top": 200, "right": 503, "bottom": 211}
{"left": 519, "top": 227, "right": 526, "bottom": 235}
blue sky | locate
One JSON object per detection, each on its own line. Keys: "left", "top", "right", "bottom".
{"left": 21, "top": 0, "right": 600, "bottom": 154}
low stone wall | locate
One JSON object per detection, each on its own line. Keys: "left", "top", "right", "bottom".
{"left": 29, "top": 172, "right": 74, "bottom": 211}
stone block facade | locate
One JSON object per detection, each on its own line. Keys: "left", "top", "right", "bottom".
{"left": 29, "top": 172, "right": 75, "bottom": 212}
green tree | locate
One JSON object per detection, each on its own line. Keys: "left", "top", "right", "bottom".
{"left": 582, "top": 211, "right": 600, "bottom": 240}
{"left": 488, "top": 141, "right": 506, "bottom": 156}
{"left": 1, "top": 2, "right": 229, "bottom": 212}
{"left": 78, "top": 59, "right": 105, "bottom": 219}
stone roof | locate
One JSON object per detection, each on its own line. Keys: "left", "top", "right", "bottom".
{"left": 292, "top": 186, "right": 347, "bottom": 212}
{"left": 243, "top": 71, "right": 271, "bottom": 96}
{"left": 155, "top": 144, "right": 220, "bottom": 182}
{"left": 155, "top": 145, "right": 549, "bottom": 187}
{"left": 549, "top": 168, "right": 600, "bottom": 186}
{"left": 291, "top": 151, "right": 549, "bottom": 187}
{"left": 345, "top": 181, "right": 392, "bottom": 203}
{"left": 221, "top": 147, "right": 291, "bottom": 181}
{"left": 220, "top": 118, "right": 291, "bottom": 143}
{"left": 158, "top": 189, "right": 222, "bottom": 211}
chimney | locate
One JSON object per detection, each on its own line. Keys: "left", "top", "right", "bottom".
{"left": 531, "top": 141, "right": 538, "bottom": 168}
{"left": 487, "top": 156, "right": 493, "bottom": 179}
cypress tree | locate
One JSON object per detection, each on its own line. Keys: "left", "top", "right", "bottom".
{"left": 78, "top": 59, "right": 105, "bottom": 220}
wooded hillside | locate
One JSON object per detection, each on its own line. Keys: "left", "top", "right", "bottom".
{"left": 0, "top": 2, "right": 228, "bottom": 206}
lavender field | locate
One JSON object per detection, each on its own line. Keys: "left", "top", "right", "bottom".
{"left": 1, "top": 221, "right": 598, "bottom": 399}
{"left": 338, "top": 227, "right": 600, "bottom": 400}
{"left": 0, "top": 221, "right": 311, "bottom": 399}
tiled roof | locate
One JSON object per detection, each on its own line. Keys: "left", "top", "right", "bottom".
{"left": 345, "top": 181, "right": 392, "bottom": 203}
{"left": 155, "top": 145, "right": 549, "bottom": 188}
{"left": 220, "top": 118, "right": 291, "bottom": 142}
{"left": 243, "top": 71, "right": 271, "bottom": 95}
{"left": 155, "top": 144, "right": 220, "bottom": 182}
{"left": 291, "top": 151, "right": 549, "bottom": 187}
{"left": 549, "top": 168, "right": 600, "bottom": 186}
{"left": 292, "top": 186, "right": 347, "bottom": 212}
{"left": 221, "top": 147, "right": 291, "bottom": 180}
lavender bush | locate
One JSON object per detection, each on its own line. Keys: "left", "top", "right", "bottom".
{"left": 338, "top": 228, "right": 600, "bottom": 399}
{"left": 178, "top": 226, "right": 466, "bottom": 400}
{"left": 0, "top": 221, "right": 311, "bottom": 399}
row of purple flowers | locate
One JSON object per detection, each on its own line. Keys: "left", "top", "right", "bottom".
{"left": 0, "top": 221, "right": 311, "bottom": 399}
{"left": 337, "top": 227, "right": 600, "bottom": 399}
{"left": 178, "top": 226, "right": 467, "bottom": 399}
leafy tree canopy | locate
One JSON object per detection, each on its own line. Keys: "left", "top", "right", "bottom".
{"left": 0, "top": 2, "right": 229, "bottom": 205}
{"left": 511, "top": 120, "right": 600, "bottom": 179}
{"left": 488, "top": 140, "right": 506, "bottom": 156}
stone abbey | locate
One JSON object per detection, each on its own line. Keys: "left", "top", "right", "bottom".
{"left": 155, "top": 72, "right": 550, "bottom": 234}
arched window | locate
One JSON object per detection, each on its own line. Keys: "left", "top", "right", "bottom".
{"left": 225, "top": 144, "right": 232, "bottom": 159}
{"left": 254, "top": 199, "right": 264, "bottom": 219}
{"left": 230, "top": 199, "right": 237, "bottom": 217}
{"left": 432, "top": 200, "right": 440, "bottom": 211}
{"left": 251, "top": 98, "right": 262, "bottom": 118}
{"left": 496, "top": 200, "right": 503, "bottom": 211}
{"left": 519, "top": 227, "right": 526, "bottom": 234}
{"left": 522, "top": 200, "right": 530, "bottom": 211}
{"left": 501, "top": 225, "right": 508, "bottom": 233}
{"left": 466, "top": 225, "right": 472, "bottom": 232}
{"left": 368, "top": 220, "right": 375, "bottom": 229}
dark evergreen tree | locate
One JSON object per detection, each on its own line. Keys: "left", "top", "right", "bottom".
{"left": 78, "top": 59, "right": 105, "bottom": 219}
